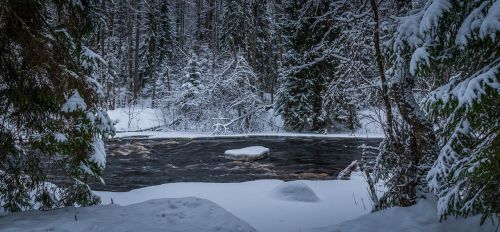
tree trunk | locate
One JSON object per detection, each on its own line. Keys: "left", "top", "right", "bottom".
{"left": 126, "top": 1, "right": 134, "bottom": 104}
{"left": 369, "top": 0, "right": 395, "bottom": 138}
{"left": 133, "top": 1, "right": 141, "bottom": 100}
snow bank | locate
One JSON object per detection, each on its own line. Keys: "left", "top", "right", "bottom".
{"left": 224, "top": 146, "right": 270, "bottom": 161}
{"left": 0, "top": 197, "right": 256, "bottom": 232}
{"left": 107, "top": 107, "right": 163, "bottom": 131}
{"left": 94, "top": 172, "right": 375, "bottom": 232}
{"left": 113, "top": 131, "right": 384, "bottom": 139}
{"left": 271, "top": 181, "right": 320, "bottom": 202}
{"left": 311, "top": 197, "right": 496, "bottom": 232}
{"left": 108, "top": 108, "right": 385, "bottom": 138}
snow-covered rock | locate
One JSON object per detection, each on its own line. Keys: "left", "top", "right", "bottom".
{"left": 0, "top": 197, "right": 256, "bottom": 232}
{"left": 224, "top": 146, "right": 270, "bottom": 161}
{"left": 271, "top": 181, "right": 320, "bottom": 202}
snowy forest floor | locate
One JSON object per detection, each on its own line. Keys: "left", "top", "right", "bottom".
{"left": 1, "top": 172, "right": 494, "bottom": 232}
{"left": 107, "top": 107, "right": 385, "bottom": 139}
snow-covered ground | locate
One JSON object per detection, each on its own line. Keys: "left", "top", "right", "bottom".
{"left": 0, "top": 197, "right": 256, "bottom": 232}
{"left": 0, "top": 172, "right": 493, "bottom": 232}
{"left": 107, "top": 107, "right": 163, "bottom": 131}
{"left": 224, "top": 146, "right": 270, "bottom": 161}
{"left": 107, "top": 107, "right": 385, "bottom": 138}
{"left": 113, "top": 131, "right": 385, "bottom": 139}
{"left": 94, "top": 172, "right": 375, "bottom": 232}
{"left": 312, "top": 196, "right": 497, "bottom": 232}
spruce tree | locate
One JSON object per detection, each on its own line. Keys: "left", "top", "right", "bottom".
{"left": 276, "top": 0, "right": 336, "bottom": 132}
{"left": 0, "top": 0, "right": 114, "bottom": 212}
{"left": 385, "top": 0, "right": 499, "bottom": 222}
{"left": 420, "top": 0, "right": 498, "bottom": 222}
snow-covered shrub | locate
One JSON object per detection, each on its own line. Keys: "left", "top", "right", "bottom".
{"left": 159, "top": 52, "right": 265, "bottom": 133}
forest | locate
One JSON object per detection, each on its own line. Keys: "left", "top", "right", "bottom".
{"left": 0, "top": 0, "right": 498, "bottom": 231}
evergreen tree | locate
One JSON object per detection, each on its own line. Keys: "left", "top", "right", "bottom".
{"left": 276, "top": 0, "right": 337, "bottom": 132}
{"left": 407, "top": 0, "right": 499, "bottom": 223}
{"left": 222, "top": 0, "right": 254, "bottom": 56}
{"left": 175, "top": 52, "right": 204, "bottom": 125}
{"left": 0, "top": 0, "right": 114, "bottom": 212}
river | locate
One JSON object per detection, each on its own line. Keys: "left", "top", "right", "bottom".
{"left": 88, "top": 136, "right": 381, "bottom": 191}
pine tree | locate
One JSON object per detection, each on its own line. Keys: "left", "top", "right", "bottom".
{"left": 0, "top": 0, "right": 114, "bottom": 212}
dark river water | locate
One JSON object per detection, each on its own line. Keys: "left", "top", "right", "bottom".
{"left": 88, "top": 136, "right": 381, "bottom": 192}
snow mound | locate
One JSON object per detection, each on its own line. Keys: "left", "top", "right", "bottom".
{"left": 271, "top": 181, "right": 320, "bottom": 202}
{"left": 0, "top": 197, "right": 256, "bottom": 232}
{"left": 107, "top": 107, "right": 162, "bottom": 131}
{"left": 224, "top": 146, "right": 270, "bottom": 161}
{"left": 311, "top": 197, "right": 496, "bottom": 232}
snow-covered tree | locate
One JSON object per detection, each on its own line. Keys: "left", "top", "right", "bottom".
{"left": 373, "top": 0, "right": 499, "bottom": 222}
{"left": 276, "top": 0, "right": 337, "bottom": 132}
{"left": 175, "top": 52, "right": 205, "bottom": 125}
{"left": 405, "top": 0, "right": 499, "bottom": 223}
{"left": 0, "top": 0, "right": 114, "bottom": 212}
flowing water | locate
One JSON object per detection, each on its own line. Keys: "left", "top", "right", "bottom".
{"left": 88, "top": 136, "right": 381, "bottom": 192}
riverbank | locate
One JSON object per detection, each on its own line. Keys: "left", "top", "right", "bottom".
{"left": 112, "top": 131, "right": 385, "bottom": 139}
{"left": 95, "top": 171, "right": 377, "bottom": 232}
{"left": 1, "top": 172, "right": 493, "bottom": 232}
{"left": 107, "top": 107, "right": 385, "bottom": 139}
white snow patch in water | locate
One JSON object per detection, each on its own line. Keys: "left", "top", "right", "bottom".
{"left": 224, "top": 146, "right": 270, "bottom": 161}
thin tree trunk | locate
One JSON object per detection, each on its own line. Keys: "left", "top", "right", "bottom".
{"left": 127, "top": 1, "right": 134, "bottom": 103}
{"left": 369, "top": 0, "right": 395, "bottom": 138}
{"left": 133, "top": 1, "right": 141, "bottom": 100}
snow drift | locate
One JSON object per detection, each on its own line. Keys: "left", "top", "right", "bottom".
{"left": 271, "top": 181, "right": 321, "bottom": 202}
{"left": 0, "top": 197, "right": 256, "bottom": 232}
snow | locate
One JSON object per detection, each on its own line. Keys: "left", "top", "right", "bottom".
{"left": 410, "top": 46, "right": 430, "bottom": 75}
{"left": 456, "top": 1, "right": 490, "bottom": 46}
{"left": 54, "top": 132, "right": 67, "bottom": 142}
{"left": 429, "top": 60, "right": 499, "bottom": 108}
{"left": 106, "top": 107, "right": 384, "bottom": 138}
{"left": 224, "top": 146, "right": 270, "bottom": 161}
{"left": 271, "top": 181, "right": 321, "bottom": 202}
{"left": 419, "top": 0, "right": 452, "bottom": 34}
{"left": 94, "top": 172, "right": 375, "bottom": 232}
{"left": 81, "top": 46, "right": 106, "bottom": 69}
{"left": 61, "top": 90, "right": 87, "bottom": 113}
{"left": 1, "top": 171, "right": 488, "bottom": 232}
{"left": 393, "top": 13, "right": 423, "bottom": 50}
{"left": 113, "top": 131, "right": 385, "bottom": 139}
{"left": 480, "top": 0, "right": 500, "bottom": 41}
{"left": 337, "top": 160, "right": 358, "bottom": 180}
{"left": 107, "top": 107, "right": 163, "bottom": 131}
{"left": 310, "top": 196, "right": 497, "bottom": 232}
{"left": 0, "top": 197, "right": 256, "bottom": 232}
{"left": 91, "top": 138, "right": 106, "bottom": 168}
